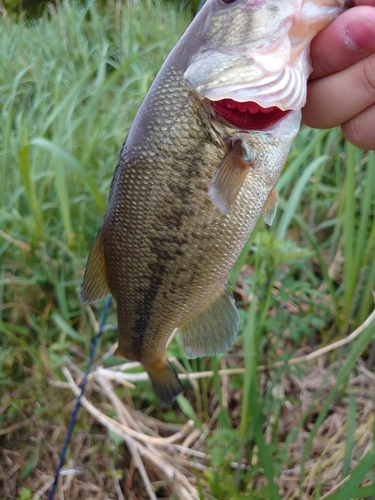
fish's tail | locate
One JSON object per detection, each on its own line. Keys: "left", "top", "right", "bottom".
{"left": 145, "top": 359, "right": 184, "bottom": 409}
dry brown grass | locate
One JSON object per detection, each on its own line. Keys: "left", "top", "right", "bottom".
{"left": 276, "top": 361, "right": 374, "bottom": 499}
{"left": 1, "top": 305, "right": 374, "bottom": 499}
{"left": 2, "top": 338, "right": 374, "bottom": 500}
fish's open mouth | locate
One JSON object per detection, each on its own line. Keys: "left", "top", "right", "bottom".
{"left": 211, "top": 99, "right": 291, "bottom": 131}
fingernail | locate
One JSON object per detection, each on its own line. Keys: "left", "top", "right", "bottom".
{"left": 345, "top": 19, "right": 375, "bottom": 52}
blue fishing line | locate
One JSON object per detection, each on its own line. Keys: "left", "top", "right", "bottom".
{"left": 47, "top": 296, "right": 112, "bottom": 500}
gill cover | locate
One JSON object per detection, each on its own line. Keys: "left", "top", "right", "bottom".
{"left": 184, "top": 0, "right": 346, "bottom": 110}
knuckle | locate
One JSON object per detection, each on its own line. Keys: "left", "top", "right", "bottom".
{"left": 342, "top": 104, "right": 375, "bottom": 150}
{"left": 361, "top": 54, "right": 375, "bottom": 97}
{"left": 342, "top": 121, "right": 363, "bottom": 149}
{"left": 312, "top": 43, "right": 332, "bottom": 79}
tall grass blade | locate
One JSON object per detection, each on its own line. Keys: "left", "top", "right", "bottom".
{"left": 277, "top": 203, "right": 340, "bottom": 319}
{"left": 249, "top": 361, "right": 280, "bottom": 499}
{"left": 238, "top": 299, "right": 257, "bottom": 442}
{"left": 51, "top": 313, "right": 82, "bottom": 343}
{"left": 1, "top": 68, "right": 31, "bottom": 209}
{"left": 358, "top": 151, "right": 375, "bottom": 324}
{"left": 238, "top": 297, "right": 280, "bottom": 498}
{"left": 277, "top": 155, "right": 329, "bottom": 239}
{"left": 19, "top": 125, "right": 45, "bottom": 241}
{"left": 53, "top": 154, "right": 75, "bottom": 248}
{"left": 211, "top": 356, "right": 232, "bottom": 429}
{"left": 177, "top": 394, "right": 202, "bottom": 430}
{"left": 30, "top": 138, "right": 104, "bottom": 212}
{"left": 342, "top": 142, "right": 357, "bottom": 331}
{"left": 277, "top": 129, "right": 329, "bottom": 193}
{"left": 341, "top": 393, "right": 356, "bottom": 480}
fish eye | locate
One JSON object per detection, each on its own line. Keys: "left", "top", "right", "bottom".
{"left": 220, "top": 0, "right": 240, "bottom": 4}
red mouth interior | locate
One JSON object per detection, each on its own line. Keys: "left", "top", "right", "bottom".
{"left": 211, "top": 98, "right": 291, "bottom": 131}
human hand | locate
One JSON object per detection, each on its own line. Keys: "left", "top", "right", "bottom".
{"left": 302, "top": 1, "right": 375, "bottom": 150}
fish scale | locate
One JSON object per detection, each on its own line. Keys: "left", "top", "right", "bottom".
{"left": 82, "top": 0, "right": 347, "bottom": 407}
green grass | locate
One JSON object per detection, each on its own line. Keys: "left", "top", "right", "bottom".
{"left": 1, "top": 2, "right": 375, "bottom": 499}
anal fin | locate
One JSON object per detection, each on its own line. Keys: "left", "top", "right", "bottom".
{"left": 179, "top": 284, "right": 240, "bottom": 359}
{"left": 262, "top": 188, "right": 279, "bottom": 226}
{"left": 208, "top": 139, "right": 251, "bottom": 214}
{"left": 81, "top": 228, "right": 111, "bottom": 303}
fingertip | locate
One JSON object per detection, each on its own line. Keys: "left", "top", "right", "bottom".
{"left": 345, "top": 16, "right": 375, "bottom": 52}
{"left": 310, "top": 6, "right": 375, "bottom": 80}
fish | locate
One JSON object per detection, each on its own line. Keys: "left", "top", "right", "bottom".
{"left": 81, "top": 0, "right": 347, "bottom": 408}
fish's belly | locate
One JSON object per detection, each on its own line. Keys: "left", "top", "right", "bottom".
{"left": 102, "top": 147, "right": 268, "bottom": 362}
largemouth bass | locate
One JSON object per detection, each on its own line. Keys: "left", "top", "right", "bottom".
{"left": 82, "top": 0, "right": 347, "bottom": 407}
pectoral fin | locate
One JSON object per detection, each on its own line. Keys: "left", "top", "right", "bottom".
{"left": 81, "top": 228, "right": 111, "bottom": 303}
{"left": 179, "top": 284, "right": 240, "bottom": 359}
{"left": 262, "top": 188, "right": 279, "bottom": 226}
{"left": 209, "top": 140, "right": 251, "bottom": 214}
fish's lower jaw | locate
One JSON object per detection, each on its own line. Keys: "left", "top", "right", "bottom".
{"left": 211, "top": 98, "right": 291, "bottom": 131}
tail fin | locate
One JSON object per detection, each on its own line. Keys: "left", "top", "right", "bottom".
{"left": 145, "top": 359, "right": 184, "bottom": 409}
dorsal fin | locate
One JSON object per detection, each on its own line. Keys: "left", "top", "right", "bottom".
{"left": 81, "top": 228, "right": 111, "bottom": 303}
